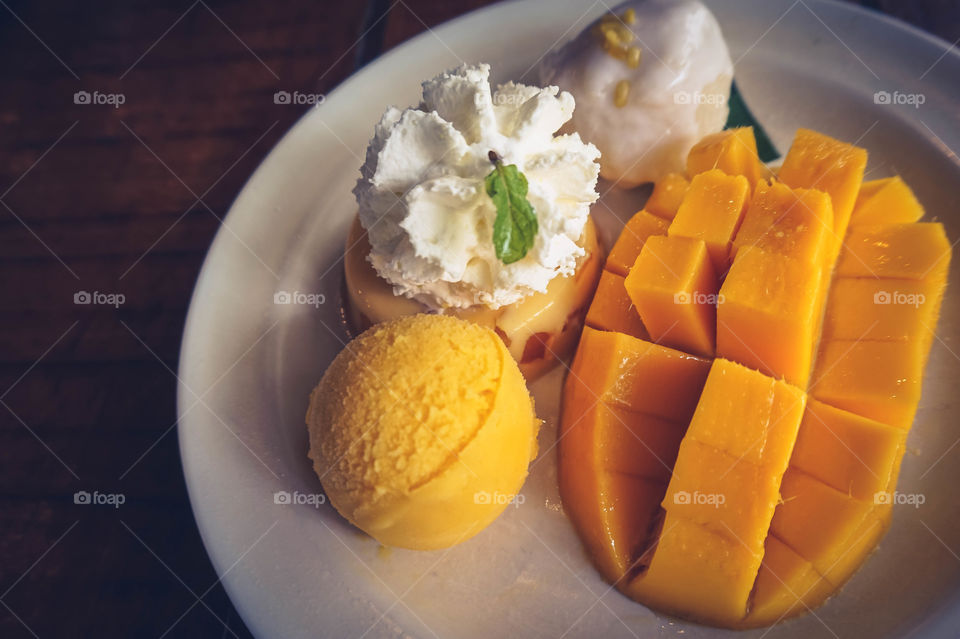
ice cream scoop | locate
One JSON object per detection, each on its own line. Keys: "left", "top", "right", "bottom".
{"left": 306, "top": 314, "right": 539, "bottom": 550}
{"left": 539, "top": 0, "right": 733, "bottom": 187}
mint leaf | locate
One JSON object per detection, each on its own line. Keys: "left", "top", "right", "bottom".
{"left": 486, "top": 157, "right": 538, "bottom": 264}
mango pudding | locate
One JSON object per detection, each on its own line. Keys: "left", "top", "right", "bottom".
{"left": 307, "top": 314, "right": 539, "bottom": 550}
{"left": 560, "top": 126, "right": 951, "bottom": 627}
{"left": 349, "top": 63, "right": 603, "bottom": 380}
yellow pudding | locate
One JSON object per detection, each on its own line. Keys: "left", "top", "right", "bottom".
{"left": 343, "top": 215, "right": 602, "bottom": 380}
{"left": 307, "top": 314, "right": 538, "bottom": 550}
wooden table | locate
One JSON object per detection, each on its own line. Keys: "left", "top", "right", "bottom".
{"left": 0, "top": 1, "right": 956, "bottom": 637}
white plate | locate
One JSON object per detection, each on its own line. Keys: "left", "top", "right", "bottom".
{"left": 178, "top": 1, "right": 960, "bottom": 637}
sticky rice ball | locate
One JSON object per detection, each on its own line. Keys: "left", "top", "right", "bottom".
{"left": 539, "top": 0, "right": 733, "bottom": 186}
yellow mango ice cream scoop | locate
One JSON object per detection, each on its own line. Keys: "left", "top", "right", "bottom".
{"left": 306, "top": 314, "right": 539, "bottom": 550}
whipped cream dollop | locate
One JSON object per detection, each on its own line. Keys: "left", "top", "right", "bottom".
{"left": 353, "top": 63, "right": 600, "bottom": 310}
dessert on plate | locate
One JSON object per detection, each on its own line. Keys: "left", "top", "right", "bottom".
{"left": 299, "top": 2, "right": 952, "bottom": 630}
{"left": 347, "top": 63, "right": 603, "bottom": 380}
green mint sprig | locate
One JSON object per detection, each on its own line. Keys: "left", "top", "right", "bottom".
{"left": 486, "top": 150, "right": 538, "bottom": 265}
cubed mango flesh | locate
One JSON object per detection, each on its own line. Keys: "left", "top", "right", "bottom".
{"left": 822, "top": 277, "right": 944, "bottom": 344}
{"left": 822, "top": 503, "right": 891, "bottom": 587}
{"left": 626, "top": 515, "right": 761, "bottom": 626}
{"left": 717, "top": 247, "right": 823, "bottom": 387}
{"left": 585, "top": 270, "right": 650, "bottom": 340}
{"left": 812, "top": 340, "right": 925, "bottom": 429}
{"left": 732, "top": 180, "right": 834, "bottom": 266}
{"left": 790, "top": 399, "right": 907, "bottom": 501}
{"left": 605, "top": 210, "right": 669, "bottom": 276}
{"left": 849, "top": 176, "right": 924, "bottom": 226}
{"left": 769, "top": 469, "right": 876, "bottom": 580}
{"left": 645, "top": 172, "right": 690, "bottom": 220}
{"left": 684, "top": 358, "right": 805, "bottom": 468}
{"left": 836, "top": 223, "right": 951, "bottom": 281}
{"left": 778, "top": 128, "right": 867, "bottom": 242}
{"left": 665, "top": 440, "right": 784, "bottom": 554}
{"left": 624, "top": 236, "right": 719, "bottom": 357}
{"left": 566, "top": 328, "right": 711, "bottom": 422}
{"left": 853, "top": 177, "right": 891, "bottom": 208}
{"left": 589, "top": 402, "right": 688, "bottom": 483}
{"left": 742, "top": 535, "right": 833, "bottom": 628}
{"left": 668, "top": 169, "right": 751, "bottom": 273}
{"left": 686, "top": 127, "right": 769, "bottom": 187}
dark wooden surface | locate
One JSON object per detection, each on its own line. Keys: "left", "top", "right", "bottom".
{"left": 0, "top": 1, "right": 956, "bottom": 637}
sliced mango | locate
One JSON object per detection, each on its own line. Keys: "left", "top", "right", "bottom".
{"left": 686, "top": 127, "right": 769, "bottom": 187}
{"left": 664, "top": 440, "right": 783, "bottom": 554}
{"left": 836, "top": 223, "right": 951, "bottom": 281}
{"left": 822, "top": 277, "right": 944, "bottom": 343}
{"left": 849, "top": 176, "right": 924, "bottom": 226}
{"left": 684, "top": 358, "right": 804, "bottom": 468}
{"left": 812, "top": 340, "right": 924, "bottom": 429}
{"left": 823, "top": 503, "right": 891, "bottom": 587}
{"left": 624, "top": 236, "right": 719, "bottom": 357}
{"left": 605, "top": 210, "right": 669, "bottom": 276}
{"left": 668, "top": 169, "right": 751, "bottom": 274}
{"left": 742, "top": 536, "right": 833, "bottom": 628}
{"left": 717, "top": 247, "right": 823, "bottom": 387}
{"left": 769, "top": 469, "right": 876, "bottom": 580}
{"left": 626, "top": 515, "right": 761, "bottom": 626}
{"left": 853, "top": 177, "right": 891, "bottom": 209}
{"left": 566, "top": 328, "right": 711, "bottom": 422}
{"left": 585, "top": 270, "right": 650, "bottom": 340}
{"left": 589, "top": 402, "right": 687, "bottom": 483}
{"left": 790, "top": 399, "right": 907, "bottom": 501}
{"left": 646, "top": 172, "right": 690, "bottom": 220}
{"left": 732, "top": 181, "right": 834, "bottom": 266}
{"left": 778, "top": 128, "right": 867, "bottom": 242}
